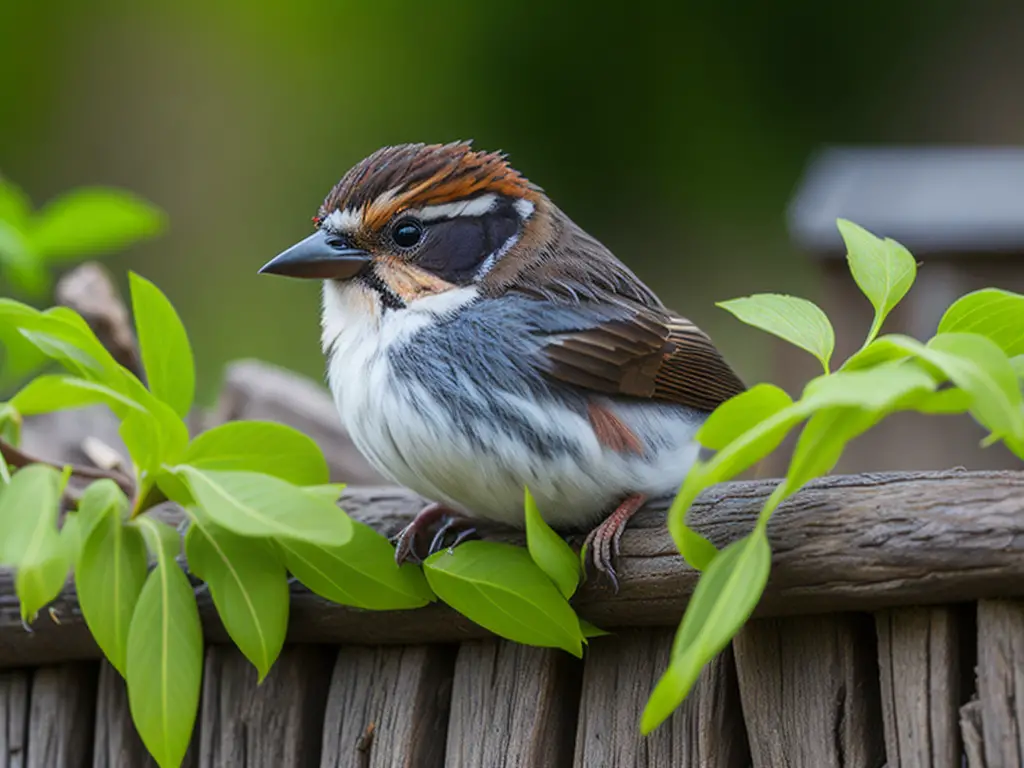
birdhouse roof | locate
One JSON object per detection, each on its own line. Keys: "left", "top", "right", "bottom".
{"left": 787, "top": 146, "right": 1024, "bottom": 257}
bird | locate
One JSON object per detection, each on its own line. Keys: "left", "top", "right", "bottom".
{"left": 258, "top": 141, "right": 745, "bottom": 589}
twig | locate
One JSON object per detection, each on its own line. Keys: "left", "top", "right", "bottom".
{"left": 0, "top": 439, "right": 135, "bottom": 498}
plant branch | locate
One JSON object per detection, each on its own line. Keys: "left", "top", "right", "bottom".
{"left": 0, "top": 438, "right": 135, "bottom": 499}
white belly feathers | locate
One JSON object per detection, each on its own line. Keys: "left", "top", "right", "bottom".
{"left": 320, "top": 280, "right": 702, "bottom": 529}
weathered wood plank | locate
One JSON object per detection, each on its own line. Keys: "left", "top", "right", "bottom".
{"left": 573, "top": 630, "right": 748, "bottom": 767}
{"left": 4, "top": 470, "right": 1024, "bottom": 663}
{"left": 976, "top": 599, "right": 1024, "bottom": 767}
{"left": 875, "top": 606, "right": 963, "bottom": 767}
{"left": 444, "top": 639, "right": 581, "bottom": 767}
{"left": 960, "top": 698, "right": 986, "bottom": 768}
{"left": 92, "top": 661, "right": 154, "bottom": 768}
{"left": 25, "top": 663, "right": 99, "bottom": 768}
{"left": 198, "top": 645, "right": 335, "bottom": 768}
{"left": 91, "top": 660, "right": 198, "bottom": 768}
{"left": 0, "top": 670, "right": 29, "bottom": 768}
{"left": 733, "top": 613, "right": 885, "bottom": 768}
{"left": 319, "top": 644, "right": 455, "bottom": 768}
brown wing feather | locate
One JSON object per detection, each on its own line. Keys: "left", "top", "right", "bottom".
{"left": 541, "top": 302, "right": 746, "bottom": 413}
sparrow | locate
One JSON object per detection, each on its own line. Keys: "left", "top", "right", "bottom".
{"left": 259, "top": 141, "right": 745, "bottom": 589}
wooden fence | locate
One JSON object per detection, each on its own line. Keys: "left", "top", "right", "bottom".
{"left": 1, "top": 357, "right": 1022, "bottom": 767}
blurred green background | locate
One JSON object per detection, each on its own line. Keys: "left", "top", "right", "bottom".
{"left": 2, "top": 1, "right": 1020, "bottom": 404}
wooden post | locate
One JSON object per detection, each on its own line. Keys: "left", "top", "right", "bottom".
{"left": 976, "top": 599, "right": 1024, "bottom": 766}
{"left": 732, "top": 613, "right": 885, "bottom": 767}
{"left": 25, "top": 663, "right": 99, "bottom": 768}
{"left": 875, "top": 606, "right": 964, "bottom": 767}
{"left": 198, "top": 645, "right": 335, "bottom": 768}
{"left": 573, "top": 630, "right": 749, "bottom": 768}
{"left": 444, "top": 640, "right": 581, "bottom": 767}
{"left": 319, "top": 644, "right": 456, "bottom": 768}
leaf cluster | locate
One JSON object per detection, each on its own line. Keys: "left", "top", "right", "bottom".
{"left": 640, "top": 219, "right": 1024, "bottom": 732}
{"left": 0, "top": 176, "right": 166, "bottom": 388}
{"left": 2, "top": 209, "right": 1021, "bottom": 760}
{"left": 0, "top": 273, "right": 605, "bottom": 767}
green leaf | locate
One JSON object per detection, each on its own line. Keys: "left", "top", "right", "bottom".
{"left": 172, "top": 466, "right": 352, "bottom": 546}
{"left": 910, "top": 388, "right": 974, "bottom": 414}
{"left": 938, "top": 288, "right": 1024, "bottom": 357}
{"left": 60, "top": 511, "right": 83, "bottom": 566}
{"left": 302, "top": 483, "right": 347, "bottom": 503}
{"left": 126, "top": 516, "right": 202, "bottom": 768}
{"left": 579, "top": 618, "right": 611, "bottom": 639}
{"left": 0, "top": 465, "right": 68, "bottom": 621}
{"left": 697, "top": 383, "right": 794, "bottom": 451}
{"left": 0, "top": 180, "right": 41, "bottom": 299}
{"left": 129, "top": 273, "right": 195, "bottom": 418}
{"left": 926, "top": 333, "right": 1024, "bottom": 441}
{"left": 0, "top": 464, "right": 63, "bottom": 566}
{"left": 181, "top": 421, "right": 329, "bottom": 486}
{"left": 783, "top": 407, "right": 879, "bottom": 497}
{"left": 184, "top": 509, "right": 288, "bottom": 682}
{"left": 423, "top": 541, "right": 584, "bottom": 657}
{"left": 28, "top": 188, "right": 166, "bottom": 262}
{"left": 10, "top": 374, "right": 147, "bottom": 417}
{"left": 135, "top": 516, "right": 181, "bottom": 561}
{"left": 836, "top": 219, "right": 917, "bottom": 344}
{"left": 1012, "top": 355, "right": 1024, "bottom": 380}
{"left": 0, "top": 326, "right": 50, "bottom": 391}
{"left": 670, "top": 386, "right": 793, "bottom": 571}
{"left": 16, "top": 541, "right": 69, "bottom": 625}
{"left": 119, "top": 397, "right": 189, "bottom": 478}
{"left": 76, "top": 484, "right": 147, "bottom": 676}
{"left": 642, "top": 529, "right": 771, "bottom": 734}
{"left": 0, "top": 176, "right": 31, "bottom": 226}
{"left": 800, "top": 361, "right": 937, "bottom": 412}
{"left": 279, "top": 518, "right": 434, "bottom": 610}
{"left": 667, "top": 403, "right": 808, "bottom": 561}
{"left": 523, "top": 486, "right": 580, "bottom": 599}
{"left": 0, "top": 303, "right": 135, "bottom": 397}
{"left": 717, "top": 294, "right": 834, "bottom": 371}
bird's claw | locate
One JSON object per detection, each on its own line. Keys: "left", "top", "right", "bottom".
{"left": 581, "top": 493, "right": 647, "bottom": 594}
{"left": 391, "top": 503, "right": 477, "bottom": 564}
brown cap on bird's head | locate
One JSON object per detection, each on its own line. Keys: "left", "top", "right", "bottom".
{"left": 259, "top": 141, "right": 548, "bottom": 289}
{"left": 317, "top": 141, "right": 541, "bottom": 233}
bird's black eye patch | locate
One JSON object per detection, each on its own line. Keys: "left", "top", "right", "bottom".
{"left": 414, "top": 199, "right": 520, "bottom": 284}
{"left": 392, "top": 219, "right": 424, "bottom": 249}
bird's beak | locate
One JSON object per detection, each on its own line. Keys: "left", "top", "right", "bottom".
{"left": 258, "top": 229, "right": 371, "bottom": 280}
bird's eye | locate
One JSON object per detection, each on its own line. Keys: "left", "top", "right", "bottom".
{"left": 392, "top": 220, "right": 424, "bottom": 249}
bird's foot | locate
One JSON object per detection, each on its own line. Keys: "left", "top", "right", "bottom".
{"left": 391, "top": 503, "right": 477, "bottom": 565}
{"left": 581, "top": 493, "right": 647, "bottom": 593}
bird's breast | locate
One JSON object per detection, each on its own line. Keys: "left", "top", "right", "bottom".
{"left": 320, "top": 282, "right": 704, "bottom": 529}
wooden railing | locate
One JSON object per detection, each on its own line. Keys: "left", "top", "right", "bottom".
{"left": 1, "top": 358, "right": 1022, "bottom": 767}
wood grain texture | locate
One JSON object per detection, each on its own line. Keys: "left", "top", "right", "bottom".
{"left": 25, "top": 663, "right": 98, "bottom": 768}
{"left": 960, "top": 699, "right": 986, "bottom": 768}
{"left": 4, "top": 470, "right": 1024, "bottom": 664}
{"left": 875, "top": 606, "right": 963, "bottom": 768}
{"left": 198, "top": 645, "right": 335, "bottom": 768}
{"left": 319, "top": 644, "right": 455, "bottom": 768}
{"left": 0, "top": 670, "right": 29, "bottom": 768}
{"left": 444, "top": 640, "right": 581, "bottom": 767}
{"left": 573, "top": 630, "right": 748, "bottom": 768}
{"left": 976, "top": 599, "right": 1024, "bottom": 768}
{"left": 733, "top": 613, "right": 885, "bottom": 768}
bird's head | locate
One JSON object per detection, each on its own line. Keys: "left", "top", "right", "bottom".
{"left": 259, "top": 141, "right": 556, "bottom": 308}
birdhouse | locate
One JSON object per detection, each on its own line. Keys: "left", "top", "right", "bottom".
{"left": 781, "top": 145, "right": 1024, "bottom": 473}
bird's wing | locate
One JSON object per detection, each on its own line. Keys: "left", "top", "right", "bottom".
{"left": 530, "top": 292, "right": 746, "bottom": 413}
